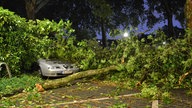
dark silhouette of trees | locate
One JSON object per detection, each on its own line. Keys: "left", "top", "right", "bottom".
{"left": 146, "top": 0, "right": 186, "bottom": 38}
{"left": 0, "top": 0, "right": 26, "bottom": 17}
{"left": 0, "top": 0, "right": 187, "bottom": 44}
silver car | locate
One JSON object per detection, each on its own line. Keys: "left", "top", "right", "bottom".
{"left": 38, "top": 59, "right": 79, "bottom": 77}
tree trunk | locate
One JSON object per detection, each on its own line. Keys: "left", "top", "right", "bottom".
{"left": 101, "top": 19, "right": 107, "bottom": 47}
{"left": 24, "top": 0, "right": 50, "bottom": 20}
{"left": 185, "top": 0, "right": 192, "bottom": 44}
{"left": 39, "top": 65, "right": 117, "bottom": 90}
{"left": 167, "top": 13, "right": 175, "bottom": 38}
{"left": 24, "top": 0, "right": 36, "bottom": 20}
{"left": 162, "top": 0, "right": 175, "bottom": 38}
{"left": 185, "top": 0, "right": 192, "bottom": 30}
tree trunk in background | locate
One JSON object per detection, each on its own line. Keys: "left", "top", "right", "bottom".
{"left": 101, "top": 19, "right": 107, "bottom": 47}
{"left": 185, "top": 0, "right": 192, "bottom": 30}
{"left": 167, "top": 13, "right": 175, "bottom": 38}
{"left": 24, "top": 0, "right": 36, "bottom": 20}
{"left": 162, "top": 0, "right": 175, "bottom": 38}
{"left": 24, "top": 0, "right": 50, "bottom": 20}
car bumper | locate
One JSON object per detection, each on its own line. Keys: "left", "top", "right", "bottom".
{"left": 41, "top": 69, "right": 79, "bottom": 77}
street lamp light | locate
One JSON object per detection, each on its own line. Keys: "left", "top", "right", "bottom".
{"left": 163, "top": 41, "right": 166, "bottom": 45}
{"left": 123, "top": 32, "right": 129, "bottom": 37}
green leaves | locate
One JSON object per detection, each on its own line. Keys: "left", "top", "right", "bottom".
{"left": 0, "top": 7, "right": 74, "bottom": 74}
{"left": 141, "top": 84, "right": 159, "bottom": 99}
{"left": 112, "top": 30, "right": 192, "bottom": 91}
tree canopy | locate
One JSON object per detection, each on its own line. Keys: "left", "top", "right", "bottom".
{"left": 146, "top": 0, "right": 186, "bottom": 38}
{"left": 0, "top": 0, "right": 187, "bottom": 45}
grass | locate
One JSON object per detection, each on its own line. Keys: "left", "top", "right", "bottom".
{"left": 0, "top": 74, "right": 44, "bottom": 107}
{"left": 0, "top": 74, "right": 43, "bottom": 97}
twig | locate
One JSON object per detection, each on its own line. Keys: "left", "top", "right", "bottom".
{"left": 179, "top": 69, "right": 192, "bottom": 85}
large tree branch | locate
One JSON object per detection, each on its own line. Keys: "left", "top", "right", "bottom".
{"left": 37, "top": 65, "right": 117, "bottom": 91}
{"left": 178, "top": 69, "right": 192, "bottom": 85}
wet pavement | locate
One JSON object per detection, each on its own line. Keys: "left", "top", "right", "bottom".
{"left": 39, "top": 80, "right": 151, "bottom": 108}
{"left": 160, "top": 88, "right": 192, "bottom": 108}
{"left": 1, "top": 80, "right": 192, "bottom": 108}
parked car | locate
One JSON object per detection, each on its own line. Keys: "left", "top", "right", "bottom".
{"left": 38, "top": 59, "right": 79, "bottom": 77}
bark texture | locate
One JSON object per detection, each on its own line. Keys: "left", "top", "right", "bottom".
{"left": 185, "top": 0, "right": 192, "bottom": 29}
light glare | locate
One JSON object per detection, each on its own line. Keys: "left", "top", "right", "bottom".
{"left": 123, "top": 32, "right": 129, "bottom": 37}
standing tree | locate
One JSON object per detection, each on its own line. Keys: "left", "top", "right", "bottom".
{"left": 146, "top": 0, "right": 186, "bottom": 38}
{"left": 39, "top": 0, "right": 145, "bottom": 46}
{"left": 88, "top": 0, "right": 145, "bottom": 47}
{"left": 88, "top": 0, "right": 112, "bottom": 47}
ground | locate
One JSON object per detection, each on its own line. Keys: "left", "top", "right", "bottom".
{"left": 1, "top": 79, "right": 192, "bottom": 108}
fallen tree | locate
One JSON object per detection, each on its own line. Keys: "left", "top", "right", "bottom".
{"left": 37, "top": 65, "right": 117, "bottom": 91}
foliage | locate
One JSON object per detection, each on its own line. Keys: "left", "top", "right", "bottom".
{"left": 0, "top": 7, "right": 116, "bottom": 74}
{"left": 30, "top": 0, "right": 145, "bottom": 41}
{"left": 141, "top": 84, "right": 160, "bottom": 99}
{"left": 42, "top": 26, "right": 191, "bottom": 101}
{"left": 0, "top": 7, "right": 74, "bottom": 74}
{"left": 47, "top": 38, "right": 116, "bottom": 70}
{"left": 108, "top": 102, "right": 128, "bottom": 108}
{"left": 46, "top": 26, "right": 192, "bottom": 94}
{"left": 0, "top": 5, "right": 192, "bottom": 102}
{"left": 0, "top": 0, "right": 186, "bottom": 43}
{"left": 75, "top": 39, "right": 116, "bottom": 70}
{"left": 114, "top": 30, "right": 191, "bottom": 89}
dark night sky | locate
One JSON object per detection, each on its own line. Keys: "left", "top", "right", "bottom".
{"left": 100, "top": 16, "right": 183, "bottom": 40}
